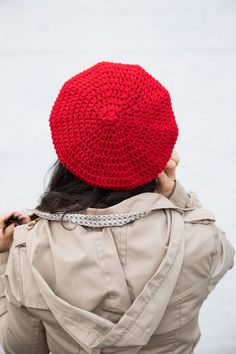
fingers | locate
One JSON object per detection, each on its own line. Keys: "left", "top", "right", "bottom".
{"left": 0, "top": 211, "right": 31, "bottom": 228}
{"left": 166, "top": 159, "right": 176, "bottom": 170}
{"left": 0, "top": 212, "right": 16, "bottom": 227}
{"left": 155, "top": 151, "right": 179, "bottom": 198}
{"left": 164, "top": 160, "right": 177, "bottom": 180}
{"left": 12, "top": 211, "right": 31, "bottom": 224}
{"left": 171, "top": 150, "right": 180, "bottom": 166}
{"left": 0, "top": 211, "right": 30, "bottom": 253}
{"left": 163, "top": 151, "right": 180, "bottom": 179}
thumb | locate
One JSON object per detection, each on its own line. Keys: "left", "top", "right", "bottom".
{"left": 164, "top": 159, "right": 177, "bottom": 179}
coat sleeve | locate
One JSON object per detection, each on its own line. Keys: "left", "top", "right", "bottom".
{"left": 208, "top": 224, "right": 235, "bottom": 294}
{"left": 168, "top": 180, "right": 203, "bottom": 208}
{"left": 0, "top": 252, "right": 50, "bottom": 354}
{"left": 169, "top": 181, "right": 235, "bottom": 293}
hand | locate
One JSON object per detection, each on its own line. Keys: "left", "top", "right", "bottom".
{"left": 0, "top": 211, "right": 31, "bottom": 253}
{"left": 155, "top": 151, "right": 180, "bottom": 198}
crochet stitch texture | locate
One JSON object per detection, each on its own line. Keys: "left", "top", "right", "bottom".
{"left": 49, "top": 61, "right": 178, "bottom": 190}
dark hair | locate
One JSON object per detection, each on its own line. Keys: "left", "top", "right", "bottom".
{"left": 37, "top": 160, "right": 156, "bottom": 213}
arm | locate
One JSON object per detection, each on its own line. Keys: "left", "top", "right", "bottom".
{"left": 208, "top": 224, "right": 235, "bottom": 294}
{"left": 0, "top": 212, "right": 49, "bottom": 353}
{"left": 167, "top": 182, "right": 235, "bottom": 295}
{"left": 2, "top": 294, "right": 49, "bottom": 353}
{"left": 168, "top": 180, "right": 203, "bottom": 208}
{"left": 155, "top": 151, "right": 202, "bottom": 208}
{"left": 0, "top": 252, "right": 9, "bottom": 343}
{"left": 156, "top": 151, "right": 235, "bottom": 290}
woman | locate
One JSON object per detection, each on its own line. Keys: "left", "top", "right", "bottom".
{"left": 0, "top": 62, "right": 234, "bottom": 354}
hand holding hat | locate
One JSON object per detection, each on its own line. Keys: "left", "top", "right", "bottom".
{"left": 0, "top": 211, "right": 31, "bottom": 253}
{"left": 155, "top": 151, "right": 180, "bottom": 198}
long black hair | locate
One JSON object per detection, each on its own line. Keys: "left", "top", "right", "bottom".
{"left": 37, "top": 160, "right": 156, "bottom": 213}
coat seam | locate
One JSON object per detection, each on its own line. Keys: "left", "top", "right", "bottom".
{"left": 169, "top": 278, "right": 208, "bottom": 304}
{"left": 207, "top": 223, "right": 218, "bottom": 294}
{"left": 122, "top": 226, "right": 127, "bottom": 270}
{"left": 94, "top": 234, "right": 116, "bottom": 310}
{"left": 17, "top": 247, "right": 25, "bottom": 306}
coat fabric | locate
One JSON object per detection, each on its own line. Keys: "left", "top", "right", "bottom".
{"left": 0, "top": 181, "right": 234, "bottom": 354}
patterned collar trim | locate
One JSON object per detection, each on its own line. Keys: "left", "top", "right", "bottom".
{"left": 29, "top": 209, "right": 151, "bottom": 228}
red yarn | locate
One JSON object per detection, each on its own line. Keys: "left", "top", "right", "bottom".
{"left": 49, "top": 62, "right": 178, "bottom": 190}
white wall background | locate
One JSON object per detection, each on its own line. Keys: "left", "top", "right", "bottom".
{"left": 0, "top": 0, "right": 235, "bottom": 353}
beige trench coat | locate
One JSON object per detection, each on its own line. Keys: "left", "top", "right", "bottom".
{"left": 0, "top": 181, "right": 234, "bottom": 354}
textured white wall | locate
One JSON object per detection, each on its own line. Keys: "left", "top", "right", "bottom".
{"left": 0, "top": 0, "right": 235, "bottom": 352}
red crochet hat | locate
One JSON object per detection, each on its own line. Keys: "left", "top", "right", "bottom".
{"left": 49, "top": 62, "right": 178, "bottom": 190}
